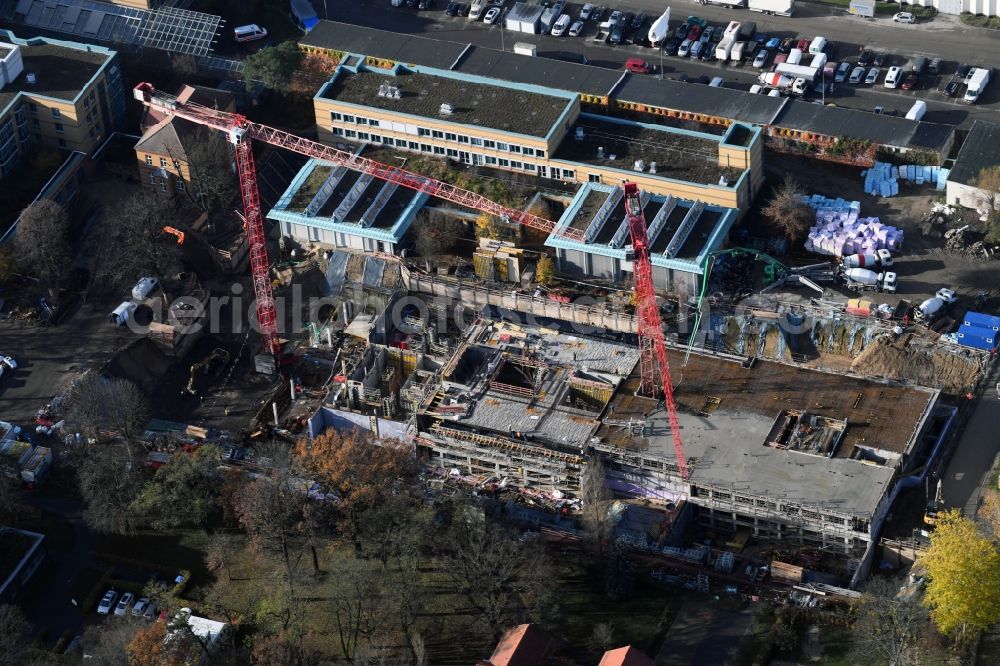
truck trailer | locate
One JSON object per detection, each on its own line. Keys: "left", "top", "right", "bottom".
{"left": 748, "top": 0, "right": 794, "bottom": 15}
{"left": 699, "top": 0, "right": 746, "bottom": 6}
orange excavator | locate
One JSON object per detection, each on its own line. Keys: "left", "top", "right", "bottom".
{"left": 163, "top": 226, "right": 185, "bottom": 245}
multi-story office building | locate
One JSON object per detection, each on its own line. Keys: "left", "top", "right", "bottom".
{"left": 0, "top": 30, "right": 124, "bottom": 179}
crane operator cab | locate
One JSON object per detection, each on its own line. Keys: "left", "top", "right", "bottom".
{"left": 228, "top": 127, "right": 247, "bottom": 146}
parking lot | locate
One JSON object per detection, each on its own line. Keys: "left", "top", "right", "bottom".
{"left": 324, "top": 0, "right": 1000, "bottom": 127}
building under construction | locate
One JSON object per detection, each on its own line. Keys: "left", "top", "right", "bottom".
{"left": 309, "top": 270, "right": 950, "bottom": 581}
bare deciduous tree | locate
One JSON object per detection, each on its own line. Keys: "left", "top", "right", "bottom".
{"left": 413, "top": 211, "right": 464, "bottom": 269}
{"left": 0, "top": 604, "right": 32, "bottom": 665}
{"left": 762, "top": 176, "right": 814, "bottom": 242}
{"left": 581, "top": 454, "right": 613, "bottom": 560}
{"left": 14, "top": 199, "right": 72, "bottom": 286}
{"left": 171, "top": 128, "right": 237, "bottom": 215}
{"left": 852, "top": 577, "right": 928, "bottom": 666}
{"left": 64, "top": 373, "right": 149, "bottom": 451}
{"left": 88, "top": 189, "right": 183, "bottom": 295}
{"left": 973, "top": 166, "right": 1000, "bottom": 242}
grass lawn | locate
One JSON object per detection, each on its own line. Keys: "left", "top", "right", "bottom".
{"left": 816, "top": 626, "right": 854, "bottom": 665}
{"left": 961, "top": 13, "right": 1000, "bottom": 29}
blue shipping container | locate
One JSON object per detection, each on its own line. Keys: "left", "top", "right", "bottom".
{"left": 957, "top": 324, "right": 997, "bottom": 351}
{"left": 963, "top": 310, "right": 1000, "bottom": 332}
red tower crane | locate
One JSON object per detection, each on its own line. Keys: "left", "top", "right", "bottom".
{"left": 623, "top": 183, "right": 689, "bottom": 479}
{"left": 132, "top": 84, "right": 688, "bottom": 477}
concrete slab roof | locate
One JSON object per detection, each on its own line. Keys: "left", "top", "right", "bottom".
{"left": 0, "top": 35, "right": 112, "bottom": 114}
{"left": 320, "top": 65, "right": 574, "bottom": 139}
{"left": 301, "top": 21, "right": 469, "bottom": 70}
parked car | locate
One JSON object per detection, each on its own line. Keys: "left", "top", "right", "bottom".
{"left": 663, "top": 39, "right": 680, "bottom": 56}
{"left": 483, "top": 7, "right": 500, "bottom": 23}
{"left": 417, "top": 0, "right": 434, "bottom": 8}
{"left": 686, "top": 15, "right": 708, "bottom": 27}
{"left": 115, "top": 592, "right": 135, "bottom": 617}
{"left": 609, "top": 9, "right": 622, "bottom": 23}
{"left": 675, "top": 22, "right": 689, "bottom": 40}
{"left": 143, "top": 602, "right": 158, "bottom": 621}
{"left": 678, "top": 38, "right": 692, "bottom": 57}
{"left": 928, "top": 57, "right": 943, "bottom": 74}
{"left": 894, "top": 11, "right": 915, "bottom": 23}
{"left": 944, "top": 80, "right": 961, "bottom": 97}
{"left": 445, "top": 1, "right": 460, "bottom": 15}
{"left": 858, "top": 49, "right": 874, "bottom": 66}
{"left": 233, "top": 24, "right": 267, "bottom": 43}
{"left": 690, "top": 41, "right": 703, "bottom": 58}
{"left": 568, "top": 19, "right": 584, "bottom": 35}
{"left": 631, "top": 12, "right": 646, "bottom": 30}
{"left": 132, "top": 598, "right": 150, "bottom": 618}
{"left": 700, "top": 26, "right": 714, "bottom": 43}
{"left": 956, "top": 63, "right": 972, "bottom": 80}
{"left": 458, "top": 3, "right": 470, "bottom": 16}
{"left": 709, "top": 76, "right": 723, "bottom": 87}
{"left": 849, "top": 66, "right": 866, "bottom": 84}
{"left": 873, "top": 52, "right": 888, "bottom": 67}
{"left": 753, "top": 49, "right": 770, "bottom": 69}
{"left": 609, "top": 23, "right": 623, "bottom": 43}
{"left": 550, "top": 14, "right": 571, "bottom": 36}
{"left": 755, "top": 33, "right": 768, "bottom": 45}
{"left": 874, "top": 106, "right": 884, "bottom": 114}
{"left": 835, "top": 61, "right": 851, "bottom": 82}
{"left": 591, "top": 6, "right": 605, "bottom": 21}
{"left": 865, "top": 67, "right": 880, "bottom": 85}
{"left": 795, "top": 38, "right": 809, "bottom": 52}
{"left": 0, "top": 355, "right": 15, "bottom": 370}
{"left": 687, "top": 24, "right": 702, "bottom": 41}
{"left": 901, "top": 73, "right": 919, "bottom": 90}
{"left": 625, "top": 57, "right": 652, "bottom": 73}
{"left": 777, "top": 37, "right": 794, "bottom": 54}
{"left": 97, "top": 590, "right": 117, "bottom": 615}
{"left": 749, "top": 84, "right": 763, "bottom": 94}
{"left": 884, "top": 66, "right": 902, "bottom": 89}
{"left": 579, "top": 2, "right": 593, "bottom": 19}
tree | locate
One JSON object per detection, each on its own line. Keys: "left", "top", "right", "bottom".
{"left": 127, "top": 621, "right": 167, "bottom": 666}
{"left": 413, "top": 212, "right": 464, "bottom": 269}
{"left": 250, "top": 631, "right": 325, "bottom": 666}
{"left": 290, "top": 52, "right": 340, "bottom": 98}
{"left": 80, "top": 616, "right": 143, "bottom": 665}
{"left": 443, "top": 518, "right": 538, "bottom": 641}
{"left": 173, "top": 128, "right": 236, "bottom": 215}
{"left": 474, "top": 212, "right": 501, "bottom": 241}
{"left": 762, "top": 176, "right": 814, "bottom": 242}
{"left": 973, "top": 166, "right": 1000, "bottom": 242}
{"left": 588, "top": 622, "right": 615, "bottom": 656}
{"left": 603, "top": 541, "right": 636, "bottom": 600}
{"left": 922, "top": 509, "right": 1000, "bottom": 636}
{"left": 244, "top": 42, "right": 303, "bottom": 94}
{"left": 131, "top": 444, "right": 222, "bottom": 529}
{"left": 535, "top": 254, "right": 556, "bottom": 286}
{"left": 0, "top": 246, "right": 17, "bottom": 283}
{"left": 294, "top": 431, "right": 419, "bottom": 540}
{"left": 328, "top": 560, "right": 393, "bottom": 660}
{"left": 852, "top": 577, "right": 928, "bottom": 666}
{"left": 13, "top": 199, "right": 72, "bottom": 286}
{"left": 0, "top": 604, "right": 31, "bottom": 666}
{"left": 87, "top": 189, "right": 183, "bottom": 296}
{"left": 205, "top": 531, "right": 242, "bottom": 582}
{"left": 581, "top": 454, "right": 613, "bottom": 559}
{"left": 77, "top": 442, "right": 143, "bottom": 534}
{"left": 64, "top": 373, "right": 149, "bottom": 451}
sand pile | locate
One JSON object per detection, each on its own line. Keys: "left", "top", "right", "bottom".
{"left": 850, "top": 333, "right": 986, "bottom": 394}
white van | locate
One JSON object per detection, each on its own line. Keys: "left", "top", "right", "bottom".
{"left": 709, "top": 77, "right": 724, "bottom": 87}
{"left": 109, "top": 302, "right": 137, "bottom": 327}
{"left": 787, "top": 48, "right": 803, "bottom": 65}
{"left": 234, "top": 24, "right": 268, "bottom": 43}
{"left": 809, "top": 53, "right": 827, "bottom": 71}
{"left": 131, "top": 277, "right": 160, "bottom": 301}
{"left": 884, "top": 66, "right": 902, "bottom": 89}
{"left": 808, "top": 36, "right": 827, "bottom": 55}
{"left": 551, "top": 13, "right": 572, "bottom": 36}
{"left": 469, "top": 0, "right": 486, "bottom": 19}
{"left": 905, "top": 100, "right": 927, "bottom": 121}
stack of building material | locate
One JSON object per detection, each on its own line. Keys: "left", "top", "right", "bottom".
{"left": 802, "top": 195, "right": 904, "bottom": 256}
{"left": 861, "top": 161, "right": 950, "bottom": 198}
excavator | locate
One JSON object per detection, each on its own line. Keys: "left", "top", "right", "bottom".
{"left": 163, "top": 226, "right": 185, "bottom": 245}
{"left": 183, "top": 347, "right": 231, "bottom": 396}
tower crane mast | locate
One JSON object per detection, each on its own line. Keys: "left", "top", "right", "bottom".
{"left": 132, "top": 83, "right": 688, "bottom": 478}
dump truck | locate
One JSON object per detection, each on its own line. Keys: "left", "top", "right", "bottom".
{"left": 748, "top": 0, "right": 795, "bottom": 15}
{"left": 841, "top": 249, "right": 893, "bottom": 269}
{"left": 842, "top": 268, "right": 897, "bottom": 293}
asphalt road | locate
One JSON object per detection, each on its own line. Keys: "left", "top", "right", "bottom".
{"left": 324, "top": 1, "right": 1000, "bottom": 127}
{"left": 0, "top": 304, "right": 135, "bottom": 427}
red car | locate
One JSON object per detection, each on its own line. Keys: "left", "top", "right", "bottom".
{"left": 900, "top": 73, "right": 919, "bottom": 90}
{"left": 795, "top": 38, "right": 809, "bottom": 52}
{"left": 687, "top": 24, "right": 702, "bottom": 41}
{"left": 625, "top": 57, "right": 652, "bottom": 74}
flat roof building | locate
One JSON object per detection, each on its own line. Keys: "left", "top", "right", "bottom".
{"left": 0, "top": 30, "right": 124, "bottom": 178}
{"left": 0, "top": 526, "right": 45, "bottom": 604}
{"left": 945, "top": 120, "right": 1000, "bottom": 210}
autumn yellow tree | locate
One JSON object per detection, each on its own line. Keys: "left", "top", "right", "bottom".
{"left": 475, "top": 212, "right": 500, "bottom": 240}
{"left": 535, "top": 254, "right": 556, "bottom": 286}
{"left": 294, "top": 431, "right": 419, "bottom": 539}
{"left": 127, "top": 622, "right": 166, "bottom": 666}
{"left": 978, "top": 489, "right": 1000, "bottom": 540}
{"left": 921, "top": 509, "right": 1000, "bottom": 636}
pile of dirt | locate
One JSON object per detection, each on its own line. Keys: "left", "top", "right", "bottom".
{"left": 105, "top": 338, "right": 173, "bottom": 393}
{"left": 850, "top": 333, "right": 986, "bottom": 394}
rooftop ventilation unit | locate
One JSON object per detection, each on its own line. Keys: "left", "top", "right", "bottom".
{"left": 439, "top": 102, "right": 454, "bottom": 115}
{"left": 575, "top": 126, "right": 584, "bottom": 141}
{"left": 0, "top": 44, "right": 24, "bottom": 89}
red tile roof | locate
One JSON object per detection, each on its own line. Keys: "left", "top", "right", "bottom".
{"left": 598, "top": 646, "right": 656, "bottom": 666}
{"left": 487, "top": 624, "right": 554, "bottom": 666}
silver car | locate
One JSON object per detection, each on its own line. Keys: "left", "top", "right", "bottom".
{"left": 849, "top": 66, "right": 866, "bottom": 84}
